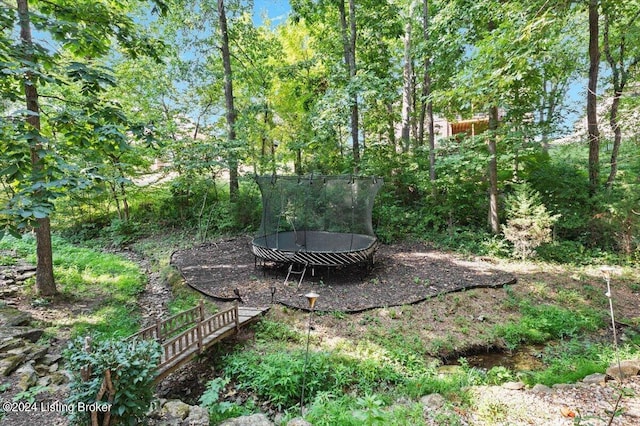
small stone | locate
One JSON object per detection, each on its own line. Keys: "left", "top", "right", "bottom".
{"left": 41, "top": 353, "right": 62, "bottom": 366}
{"left": 49, "top": 372, "right": 69, "bottom": 385}
{"left": 582, "top": 373, "right": 607, "bottom": 385}
{"left": 606, "top": 360, "right": 640, "bottom": 380}
{"left": 552, "top": 383, "right": 577, "bottom": 390}
{"left": 219, "top": 413, "right": 274, "bottom": 426}
{"left": 502, "top": 381, "right": 525, "bottom": 390}
{"left": 48, "top": 362, "right": 59, "bottom": 373}
{"left": 420, "top": 393, "right": 446, "bottom": 411}
{"left": 287, "top": 418, "right": 312, "bottom": 426}
{"left": 531, "top": 384, "right": 552, "bottom": 393}
{"left": 37, "top": 376, "right": 51, "bottom": 387}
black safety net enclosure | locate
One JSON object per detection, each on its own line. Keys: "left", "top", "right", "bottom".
{"left": 252, "top": 175, "right": 383, "bottom": 267}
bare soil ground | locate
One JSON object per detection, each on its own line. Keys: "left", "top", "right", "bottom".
{"left": 170, "top": 236, "right": 516, "bottom": 312}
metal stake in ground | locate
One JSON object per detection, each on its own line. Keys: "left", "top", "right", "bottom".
{"left": 300, "top": 291, "right": 319, "bottom": 417}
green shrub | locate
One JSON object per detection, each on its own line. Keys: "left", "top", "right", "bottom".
{"left": 64, "top": 336, "right": 161, "bottom": 425}
{"left": 503, "top": 183, "right": 559, "bottom": 260}
{"left": 221, "top": 348, "right": 400, "bottom": 410}
{"left": 199, "top": 377, "right": 251, "bottom": 424}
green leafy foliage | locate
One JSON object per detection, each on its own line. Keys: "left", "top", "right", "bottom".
{"left": 199, "top": 377, "right": 250, "bottom": 423}
{"left": 64, "top": 336, "right": 161, "bottom": 426}
{"left": 503, "top": 182, "right": 560, "bottom": 259}
{"left": 221, "top": 348, "right": 401, "bottom": 410}
{"left": 494, "top": 301, "right": 603, "bottom": 350}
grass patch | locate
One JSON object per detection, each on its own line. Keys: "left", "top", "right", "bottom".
{"left": 493, "top": 300, "right": 604, "bottom": 350}
{"left": 0, "top": 235, "right": 145, "bottom": 336}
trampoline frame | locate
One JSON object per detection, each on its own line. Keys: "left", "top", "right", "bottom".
{"left": 252, "top": 230, "right": 378, "bottom": 267}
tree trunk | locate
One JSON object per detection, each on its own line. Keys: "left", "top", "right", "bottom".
{"left": 338, "top": 0, "right": 360, "bottom": 170}
{"left": 488, "top": 106, "right": 500, "bottom": 235}
{"left": 17, "top": 0, "right": 56, "bottom": 296}
{"left": 602, "top": 10, "right": 637, "bottom": 189}
{"left": 217, "top": 0, "right": 239, "bottom": 202}
{"left": 401, "top": 8, "right": 413, "bottom": 153}
{"left": 587, "top": 0, "right": 600, "bottom": 195}
{"left": 420, "top": 0, "right": 435, "bottom": 182}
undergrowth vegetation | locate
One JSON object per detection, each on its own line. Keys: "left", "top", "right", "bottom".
{"left": 0, "top": 235, "right": 145, "bottom": 337}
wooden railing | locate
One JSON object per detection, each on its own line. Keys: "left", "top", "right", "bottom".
{"left": 128, "top": 301, "right": 239, "bottom": 371}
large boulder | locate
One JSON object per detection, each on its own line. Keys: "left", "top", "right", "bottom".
{"left": 606, "top": 360, "right": 640, "bottom": 380}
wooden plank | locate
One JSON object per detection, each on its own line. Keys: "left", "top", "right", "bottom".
{"left": 152, "top": 305, "right": 270, "bottom": 383}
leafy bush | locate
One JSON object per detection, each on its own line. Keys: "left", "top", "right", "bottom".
{"left": 502, "top": 183, "right": 559, "bottom": 260}
{"left": 221, "top": 348, "right": 401, "bottom": 410}
{"left": 64, "top": 336, "right": 161, "bottom": 425}
{"left": 199, "top": 377, "right": 250, "bottom": 424}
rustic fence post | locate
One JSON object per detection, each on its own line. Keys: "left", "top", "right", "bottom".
{"left": 155, "top": 317, "right": 162, "bottom": 342}
{"left": 196, "top": 300, "right": 204, "bottom": 352}
{"left": 80, "top": 335, "right": 92, "bottom": 381}
{"left": 234, "top": 301, "right": 239, "bottom": 332}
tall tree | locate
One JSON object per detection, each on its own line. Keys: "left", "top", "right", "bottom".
{"left": 337, "top": 0, "right": 360, "bottom": 169}
{"left": 400, "top": 1, "right": 414, "bottom": 153}
{"left": 218, "top": 0, "right": 239, "bottom": 201}
{"left": 1, "top": 0, "right": 164, "bottom": 296}
{"left": 587, "top": 0, "right": 601, "bottom": 195}
{"left": 602, "top": 0, "right": 640, "bottom": 189}
{"left": 419, "top": 0, "right": 436, "bottom": 182}
{"left": 16, "top": 0, "right": 55, "bottom": 295}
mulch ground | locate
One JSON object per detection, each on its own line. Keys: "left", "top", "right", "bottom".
{"left": 170, "top": 236, "right": 517, "bottom": 313}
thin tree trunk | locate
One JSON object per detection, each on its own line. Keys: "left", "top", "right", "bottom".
{"left": 401, "top": 7, "right": 413, "bottom": 153}
{"left": 602, "top": 10, "right": 640, "bottom": 189}
{"left": 338, "top": 0, "right": 360, "bottom": 170}
{"left": 488, "top": 106, "right": 500, "bottom": 234}
{"left": 386, "top": 102, "right": 396, "bottom": 148}
{"left": 217, "top": 0, "right": 239, "bottom": 201}
{"left": 421, "top": 0, "right": 435, "bottom": 181}
{"left": 587, "top": 0, "right": 600, "bottom": 195}
{"left": 17, "top": 0, "right": 56, "bottom": 296}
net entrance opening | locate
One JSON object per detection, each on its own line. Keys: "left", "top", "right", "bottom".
{"left": 252, "top": 175, "right": 383, "bottom": 267}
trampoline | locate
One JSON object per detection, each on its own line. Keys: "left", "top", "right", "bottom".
{"left": 252, "top": 175, "right": 383, "bottom": 268}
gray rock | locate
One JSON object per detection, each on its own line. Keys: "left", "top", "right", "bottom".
{"left": 41, "top": 353, "right": 62, "bottom": 366}
{"left": 0, "top": 306, "right": 32, "bottom": 327}
{"left": 162, "top": 400, "right": 191, "bottom": 420}
{"left": 552, "top": 383, "right": 578, "bottom": 390}
{"left": 219, "top": 413, "right": 274, "bottom": 426}
{"left": 37, "top": 376, "right": 51, "bottom": 387}
{"left": 287, "top": 418, "right": 312, "bottom": 426}
{"left": 0, "top": 338, "right": 24, "bottom": 354}
{"left": 17, "top": 362, "right": 38, "bottom": 391}
{"left": 420, "top": 393, "right": 446, "bottom": 411}
{"left": 0, "top": 353, "right": 26, "bottom": 376}
{"left": 582, "top": 373, "right": 607, "bottom": 385}
{"left": 502, "top": 381, "right": 525, "bottom": 390}
{"left": 49, "top": 372, "right": 69, "bottom": 385}
{"left": 606, "top": 360, "right": 640, "bottom": 380}
{"left": 0, "top": 327, "right": 44, "bottom": 343}
{"left": 181, "top": 405, "right": 209, "bottom": 426}
{"left": 531, "top": 384, "right": 552, "bottom": 393}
